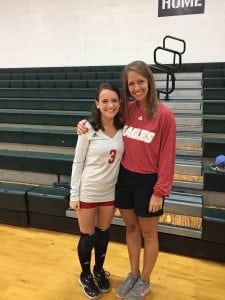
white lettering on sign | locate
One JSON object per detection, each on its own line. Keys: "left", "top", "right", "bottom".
{"left": 162, "top": 0, "right": 203, "bottom": 9}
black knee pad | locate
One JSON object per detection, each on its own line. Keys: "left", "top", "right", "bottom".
{"left": 95, "top": 229, "right": 110, "bottom": 248}
{"left": 78, "top": 233, "right": 96, "bottom": 253}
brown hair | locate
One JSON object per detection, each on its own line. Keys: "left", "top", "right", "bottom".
{"left": 90, "top": 82, "right": 124, "bottom": 131}
{"left": 122, "top": 60, "right": 159, "bottom": 119}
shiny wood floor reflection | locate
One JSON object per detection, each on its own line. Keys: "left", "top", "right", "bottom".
{"left": 0, "top": 224, "right": 225, "bottom": 300}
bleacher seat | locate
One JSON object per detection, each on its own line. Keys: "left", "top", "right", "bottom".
{"left": 0, "top": 182, "right": 34, "bottom": 226}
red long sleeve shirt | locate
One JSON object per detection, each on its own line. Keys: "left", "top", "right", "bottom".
{"left": 121, "top": 101, "right": 176, "bottom": 197}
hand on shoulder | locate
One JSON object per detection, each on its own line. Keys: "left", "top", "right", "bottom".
{"left": 76, "top": 119, "right": 88, "bottom": 134}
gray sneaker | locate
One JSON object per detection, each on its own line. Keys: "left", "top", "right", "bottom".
{"left": 124, "top": 278, "right": 150, "bottom": 300}
{"left": 116, "top": 273, "right": 140, "bottom": 298}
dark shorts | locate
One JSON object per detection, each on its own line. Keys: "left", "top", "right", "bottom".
{"left": 115, "top": 165, "right": 164, "bottom": 217}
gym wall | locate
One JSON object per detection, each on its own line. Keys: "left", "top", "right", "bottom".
{"left": 0, "top": 0, "right": 224, "bottom": 67}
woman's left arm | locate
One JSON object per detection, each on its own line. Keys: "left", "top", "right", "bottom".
{"left": 153, "top": 109, "right": 176, "bottom": 198}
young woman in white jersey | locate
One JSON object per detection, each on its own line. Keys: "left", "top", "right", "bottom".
{"left": 70, "top": 82, "right": 124, "bottom": 299}
{"left": 77, "top": 61, "right": 176, "bottom": 300}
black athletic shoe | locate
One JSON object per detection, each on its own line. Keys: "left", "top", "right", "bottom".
{"left": 93, "top": 268, "right": 110, "bottom": 292}
{"left": 79, "top": 273, "right": 100, "bottom": 299}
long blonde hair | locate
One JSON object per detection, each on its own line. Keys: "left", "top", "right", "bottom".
{"left": 122, "top": 60, "right": 159, "bottom": 119}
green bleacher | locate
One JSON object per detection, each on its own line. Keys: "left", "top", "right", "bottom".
{"left": 0, "top": 63, "right": 224, "bottom": 261}
{"left": 202, "top": 66, "right": 225, "bottom": 258}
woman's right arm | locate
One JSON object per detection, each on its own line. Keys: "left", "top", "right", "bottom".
{"left": 70, "top": 131, "right": 89, "bottom": 208}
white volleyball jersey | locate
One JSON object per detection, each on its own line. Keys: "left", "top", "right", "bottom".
{"left": 70, "top": 122, "right": 124, "bottom": 202}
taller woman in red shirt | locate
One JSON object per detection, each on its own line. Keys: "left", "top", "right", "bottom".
{"left": 115, "top": 60, "right": 176, "bottom": 300}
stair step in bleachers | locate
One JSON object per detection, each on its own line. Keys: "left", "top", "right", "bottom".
{"left": 202, "top": 69, "right": 225, "bottom": 78}
{"left": 203, "top": 78, "right": 225, "bottom": 88}
{"left": 0, "top": 127, "right": 202, "bottom": 152}
{"left": 0, "top": 98, "right": 202, "bottom": 114}
{"left": 0, "top": 78, "right": 203, "bottom": 89}
{"left": 0, "top": 87, "right": 203, "bottom": 100}
{"left": 176, "top": 132, "right": 202, "bottom": 147}
{"left": 0, "top": 98, "right": 94, "bottom": 111}
{"left": 172, "top": 180, "right": 203, "bottom": 191}
{"left": 203, "top": 115, "right": 225, "bottom": 133}
{"left": 203, "top": 88, "right": 225, "bottom": 100}
{"left": 0, "top": 110, "right": 203, "bottom": 129}
{"left": 203, "top": 190, "right": 225, "bottom": 208}
{"left": 0, "top": 109, "right": 90, "bottom": 126}
{"left": 0, "top": 149, "right": 201, "bottom": 178}
{"left": 0, "top": 126, "right": 77, "bottom": 147}
{"left": 203, "top": 100, "right": 225, "bottom": 114}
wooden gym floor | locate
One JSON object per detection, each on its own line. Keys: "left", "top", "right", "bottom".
{"left": 0, "top": 224, "right": 225, "bottom": 300}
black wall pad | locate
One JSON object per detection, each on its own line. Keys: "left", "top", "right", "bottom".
{"left": 27, "top": 215, "right": 225, "bottom": 262}
{"left": 202, "top": 217, "right": 225, "bottom": 244}
{"left": 202, "top": 207, "right": 225, "bottom": 244}
{"left": 203, "top": 165, "right": 225, "bottom": 192}
{"left": 158, "top": 232, "right": 225, "bottom": 262}
{"left": 28, "top": 213, "right": 127, "bottom": 242}
{"left": 27, "top": 186, "right": 70, "bottom": 216}
{"left": 29, "top": 213, "right": 78, "bottom": 234}
{"left": 198, "top": 239, "right": 225, "bottom": 262}
{"left": 0, "top": 208, "right": 29, "bottom": 226}
{"left": 0, "top": 183, "right": 34, "bottom": 211}
{"left": 159, "top": 232, "right": 199, "bottom": 257}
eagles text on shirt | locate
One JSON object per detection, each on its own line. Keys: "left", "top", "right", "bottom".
{"left": 123, "top": 125, "right": 155, "bottom": 143}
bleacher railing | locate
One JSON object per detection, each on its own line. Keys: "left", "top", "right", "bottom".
{"left": 151, "top": 35, "right": 186, "bottom": 100}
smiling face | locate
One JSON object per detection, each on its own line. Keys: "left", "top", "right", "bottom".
{"left": 127, "top": 70, "right": 149, "bottom": 104}
{"left": 95, "top": 89, "right": 120, "bottom": 120}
